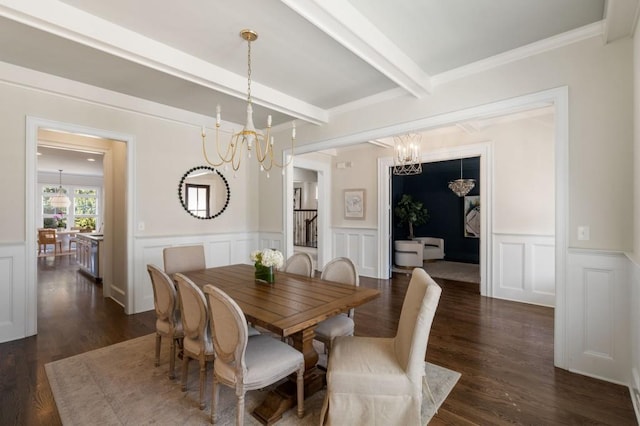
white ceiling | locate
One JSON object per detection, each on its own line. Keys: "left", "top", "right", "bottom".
{"left": 9, "top": 0, "right": 637, "bottom": 175}
{"left": 1, "top": 0, "right": 636, "bottom": 132}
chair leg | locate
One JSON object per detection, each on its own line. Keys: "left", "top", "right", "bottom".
{"left": 155, "top": 333, "right": 161, "bottom": 367}
{"left": 211, "top": 377, "right": 219, "bottom": 424}
{"left": 199, "top": 358, "right": 207, "bottom": 410}
{"left": 181, "top": 355, "right": 189, "bottom": 391}
{"left": 169, "top": 337, "right": 176, "bottom": 379}
{"left": 236, "top": 392, "right": 245, "bottom": 426}
{"left": 296, "top": 366, "right": 304, "bottom": 418}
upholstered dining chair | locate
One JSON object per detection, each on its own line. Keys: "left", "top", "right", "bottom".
{"left": 163, "top": 245, "right": 206, "bottom": 277}
{"left": 283, "top": 252, "right": 314, "bottom": 277}
{"left": 146, "top": 264, "right": 184, "bottom": 379}
{"left": 38, "top": 228, "right": 62, "bottom": 255}
{"left": 203, "top": 284, "right": 305, "bottom": 425}
{"left": 174, "top": 273, "right": 215, "bottom": 410}
{"left": 320, "top": 267, "right": 442, "bottom": 425}
{"left": 315, "top": 257, "right": 359, "bottom": 353}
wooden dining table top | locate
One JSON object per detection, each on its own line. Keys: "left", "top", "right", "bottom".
{"left": 183, "top": 263, "right": 380, "bottom": 338}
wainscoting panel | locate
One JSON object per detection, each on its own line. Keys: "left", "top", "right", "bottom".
{"left": 132, "top": 232, "right": 264, "bottom": 313}
{"left": 567, "top": 250, "right": 630, "bottom": 384}
{"left": 492, "top": 234, "right": 555, "bottom": 306}
{"left": 631, "top": 257, "right": 640, "bottom": 420}
{"left": 0, "top": 244, "right": 26, "bottom": 343}
{"left": 331, "top": 227, "right": 378, "bottom": 278}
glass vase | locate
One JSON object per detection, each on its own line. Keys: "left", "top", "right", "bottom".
{"left": 255, "top": 264, "right": 275, "bottom": 284}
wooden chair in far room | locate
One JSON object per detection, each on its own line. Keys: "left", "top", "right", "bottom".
{"left": 146, "top": 264, "right": 184, "bottom": 379}
{"left": 320, "top": 267, "right": 442, "bottom": 425}
{"left": 174, "top": 273, "right": 215, "bottom": 410}
{"left": 163, "top": 245, "right": 206, "bottom": 277}
{"left": 283, "top": 252, "right": 314, "bottom": 277}
{"left": 203, "top": 284, "right": 305, "bottom": 425}
{"left": 38, "top": 228, "right": 62, "bottom": 255}
{"left": 315, "top": 257, "right": 359, "bottom": 354}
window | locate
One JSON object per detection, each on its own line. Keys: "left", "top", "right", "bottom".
{"left": 73, "top": 188, "right": 99, "bottom": 230}
{"left": 41, "top": 184, "right": 100, "bottom": 230}
{"left": 42, "top": 185, "right": 68, "bottom": 228}
{"left": 186, "top": 183, "right": 210, "bottom": 217}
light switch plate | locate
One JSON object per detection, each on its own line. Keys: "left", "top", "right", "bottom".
{"left": 577, "top": 226, "right": 589, "bottom": 241}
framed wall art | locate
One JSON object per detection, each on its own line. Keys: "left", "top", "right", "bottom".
{"left": 344, "top": 188, "right": 365, "bottom": 219}
{"left": 464, "top": 195, "right": 480, "bottom": 238}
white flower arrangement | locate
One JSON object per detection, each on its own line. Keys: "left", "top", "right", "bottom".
{"left": 250, "top": 248, "right": 284, "bottom": 268}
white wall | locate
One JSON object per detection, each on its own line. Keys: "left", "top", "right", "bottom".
{"left": 630, "top": 16, "right": 640, "bottom": 416}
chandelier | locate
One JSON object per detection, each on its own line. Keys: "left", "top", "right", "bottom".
{"left": 393, "top": 133, "right": 422, "bottom": 175}
{"left": 448, "top": 159, "right": 475, "bottom": 197}
{"left": 50, "top": 169, "right": 71, "bottom": 208}
{"left": 201, "top": 29, "right": 296, "bottom": 178}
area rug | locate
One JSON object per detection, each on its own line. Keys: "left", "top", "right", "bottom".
{"left": 46, "top": 334, "right": 460, "bottom": 425}
{"left": 394, "top": 261, "right": 480, "bottom": 284}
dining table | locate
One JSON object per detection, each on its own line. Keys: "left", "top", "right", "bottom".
{"left": 183, "top": 263, "right": 380, "bottom": 425}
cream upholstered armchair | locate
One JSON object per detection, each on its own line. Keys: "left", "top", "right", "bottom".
{"left": 320, "top": 268, "right": 442, "bottom": 425}
{"left": 414, "top": 237, "right": 445, "bottom": 261}
{"left": 163, "top": 245, "right": 206, "bottom": 277}
{"left": 203, "top": 284, "right": 305, "bottom": 425}
{"left": 394, "top": 240, "right": 424, "bottom": 267}
{"left": 283, "top": 252, "right": 314, "bottom": 277}
{"left": 147, "top": 264, "right": 184, "bottom": 379}
{"left": 315, "top": 257, "right": 359, "bottom": 354}
{"left": 174, "top": 273, "right": 215, "bottom": 410}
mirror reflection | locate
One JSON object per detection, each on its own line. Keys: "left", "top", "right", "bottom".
{"left": 178, "top": 166, "right": 230, "bottom": 219}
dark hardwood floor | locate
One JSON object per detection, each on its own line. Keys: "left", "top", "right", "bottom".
{"left": 0, "top": 255, "right": 636, "bottom": 425}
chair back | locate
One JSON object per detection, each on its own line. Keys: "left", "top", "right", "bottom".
{"left": 163, "top": 245, "right": 206, "bottom": 276}
{"left": 320, "top": 257, "right": 359, "bottom": 286}
{"left": 394, "top": 268, "right": 441, "bottom": 380}
{"left": 147, "top": 264, "right": 179, "bottom": 326}
{"left": 203, "top": 285, "right": 249, "bottom": 375}
{"left": 38, "top": 229, "right": 56, "bottom": 244}
{"left": 283, "top": 252, "right": 314, "bottom": 277}
{"left": 174, "top": 273, "right": 209, "bottom": 345}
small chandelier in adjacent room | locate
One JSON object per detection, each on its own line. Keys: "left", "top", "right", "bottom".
{"left": 393, "top": 133, "right": 422, "bottom": 175}
{"left": 50, "top": 169, "right": 71, "bottom": 208}
{"left": 448, "top": 159, "right": 476, "bottom": 197}
{"left": 201, "top": 29, "right": 296, "bottom": 178}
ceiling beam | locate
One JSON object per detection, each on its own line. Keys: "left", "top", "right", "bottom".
{"left": 603, "top": 0, "right": 640, "bottom": 42}
{"left": 281, "top": 0, "right": 432, "bottom": 98}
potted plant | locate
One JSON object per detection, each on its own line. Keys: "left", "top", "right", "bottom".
{"left": 394, "top": 194, "right": 429, "bottom": 240}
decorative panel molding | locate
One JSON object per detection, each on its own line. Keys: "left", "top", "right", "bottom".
{"left": 132, "top": 232, "right": 264, "bottom": 313}
{"left": 492, "top": 234, "right": 555, "bottom": 306}
{"left": 331, "top": 227, "right": 378, "bottom": 278}
{"left": 0, "top": 244, "right": 26, "bottom": 344}
{"left": 567, "top": 250, "right": 630, "bottom": 385}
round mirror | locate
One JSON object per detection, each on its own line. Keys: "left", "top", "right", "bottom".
{"left": 178, "top": 166, "right": 230, "bottom": 219}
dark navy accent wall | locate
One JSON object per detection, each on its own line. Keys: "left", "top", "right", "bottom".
{"left": 392, "top": 157, "right": 480, "bottom": 264}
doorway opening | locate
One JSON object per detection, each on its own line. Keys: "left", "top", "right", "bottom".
{"left": 26, "top": 117, "right": 136, "bottom": 337}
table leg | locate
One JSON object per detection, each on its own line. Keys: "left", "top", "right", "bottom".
{"left": 251, "top": 327, "right": 324, "bottom": 425}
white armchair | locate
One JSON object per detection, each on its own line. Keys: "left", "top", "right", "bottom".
{"left": 394, "top": 240, "right": 424, "bottom": 267}
{"left": 414, "top": 237, "right": 445, "bottom": 261}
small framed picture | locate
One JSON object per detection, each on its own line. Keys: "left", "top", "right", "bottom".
{"left": 464, "top": 195, "right": 480, "bottom": 238}
{"left": 344, "top": 189, "right": 365, "bottom": 220}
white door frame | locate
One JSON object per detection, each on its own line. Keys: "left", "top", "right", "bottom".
{"left": 283, "top": 154, "right": 331, "bottom": 270}
{"left": 25, "top": 117, "right": 136, "bottom": 336}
